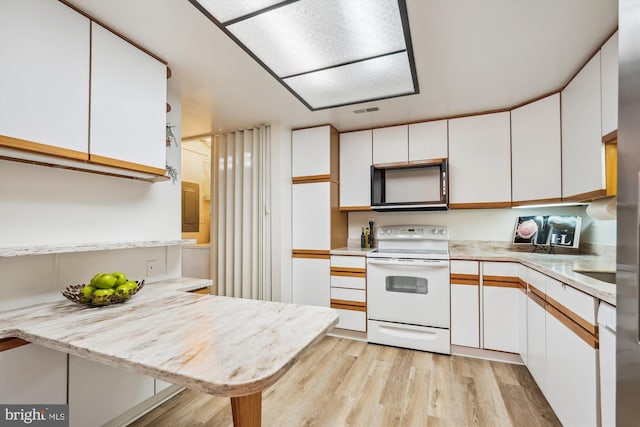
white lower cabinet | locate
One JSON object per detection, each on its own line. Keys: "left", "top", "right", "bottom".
{"left": 482, "top": 262, "right": 519, "bottom": 353}
{"left": 330, "top": 255, "right": 367, "bottom": 332}
{"left": 292, "top": 257, "right": 330, "bottom": 307}
{"left": 526, "top": 290, "right": 547, "bottom": 395}
{"left": 69, "top": 356, "right": 155, "bottom": 427}
{"left": 155, "top": 379, "right": 173, "bottom": 394}
{"left": 0, "top": 343, "right": 67, "bottom": 404}
{"left": 545, "top": 310, "right": 599, "bottom": 427}
{"left": 517, "top": 281, "right": 528, "bottom": 364}
{"left": 450, "top": 260, "right": 480, "bottom": 348}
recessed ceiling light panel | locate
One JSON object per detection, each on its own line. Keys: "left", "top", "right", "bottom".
{"left": 189, "top": 0, "right": 419, "bottom": 110}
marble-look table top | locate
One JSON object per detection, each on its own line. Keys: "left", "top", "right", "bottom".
{"left": 0, "top": 239, "right": 197, "bottom": 258}
{"left": 0, "top": 278, "right": 339, "bottom": 397}
{"left": 449, "top": 241, "right": 616, "bottom": 305}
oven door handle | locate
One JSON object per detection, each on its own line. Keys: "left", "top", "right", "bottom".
{"left": 367, "top": 259, "right": 449, "bottom": 268}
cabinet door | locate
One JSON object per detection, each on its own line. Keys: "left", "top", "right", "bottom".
{"left": 511, "top": 94, "right": 561, "bottom": 204}
{"left": 408, "top": 120, "right": 447, "bottom": 162}
{"left": 292, "top": 125, "right": 332, "bottom": 177}
{"left": 450, "top": 260, "right": 480, "bottom": 348}
{"left": 340, "top": 130, "right": 372, "bottom": 208}
{"left": 292, "top": 182, "right": 330, "bottom": 250}
{"left": 527, "top": 295, "right": 546, "bottom": 395}
{"left": 90, "top": 22, "right": 166, "bottom": 172}
{"left": 448, "top": 112, "right": 511, "bottom": 206}
{"left": 292, "top": 257, "right": 330, "bottom": 307}
{"left": 517, "top": 265, "right": 529, "bottom": 364}
{"left": 69, "top": 355, "right": 155, "bottom": 427}
{"left": 482, "top": 262, "right": 519, "bottom": 353}
{"left": 0, "top": 343, "right": 67, "bottom": 404}
{"left": 561, "top": 53, "right": 604, "bottom": 199}
{"left": 545, "top": 310, "right": 598, "bottom": 427}
{"left": 372, "top": 125, "right": 408, "bottom": 165}
{"left": 601, "top": 31, "right": 618, "bottom": 137}
{"left": 0, "top": 0, "right": 89, "bottom": 159}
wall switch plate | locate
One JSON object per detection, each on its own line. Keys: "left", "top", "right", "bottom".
{"left": 146, "top": 260, "right": 159, "bottom": 277}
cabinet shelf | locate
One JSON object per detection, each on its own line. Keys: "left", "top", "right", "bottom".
{"left": 0, "top": 239, "right": 196, "bottom": 258}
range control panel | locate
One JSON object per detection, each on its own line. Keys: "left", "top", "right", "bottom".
{"left": 376, "top": 225, "right": 449, "bottom": 240}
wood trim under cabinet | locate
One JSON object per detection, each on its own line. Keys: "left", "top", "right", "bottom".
{"left": 339, "top": 206, "right": 372, "bottom": 212}
{"left": 372, "top": 161, "right": 410, "bottom": 168}
{"left": 291, "top": 174, "right": 332, "bottom": 184}
{"left": 450, "top": 201, "right": 512, "bottom": 209}
{"left": 528, "top": 284, "right": 546, "bottom": 301}
{"left": 330, "top": 299, "right": 366, "bottom": 312}
{"left": 450, "top": 273, "right": 480, "bottom": 286}
{"left": 330, "top": 267, "right": 366, "bottom": 277}
{"left": 0, "top": 337, "right": 30, "bottom": 352}
{"left": 527, "top": 289, "right": 546, "bottom": 309}
{"left": 511, "top": 197, "right": 564, "bottom": 207}
{"left": 292, "top": 249, "right": 331, "bottom": 259}
{"left": 408, "top": 158, "right": 447, "bottom": 166}
{"left": 0, "top": 135, "right": 89, "bottom": 161}
{"left": 605, "top": 140, "right": 617, "bottom": 196}
{"left": 545, "top": 294, "right": 597, "bottom": 335}
{"left": 546, "top": 303, "right": 599, "bottom": 349}
{"left": 603, "top": 130, "right": 618, "bottom": 144}
{"left": 483, "top": 279, "right": 520, "bottom": 289}
{"left": 89, "top": 154, "right": 165, "bottom": 176}
{"left": 562, "top": 189, "right": 607, "bottom": 202}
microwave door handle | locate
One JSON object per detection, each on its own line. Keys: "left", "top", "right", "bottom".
{"left": 367, "top": 259, "right": 449, "bottom": 268}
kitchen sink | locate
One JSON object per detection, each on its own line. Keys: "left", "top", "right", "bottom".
{"left": 573, "top": 270, "right": 616, "bottom": 284}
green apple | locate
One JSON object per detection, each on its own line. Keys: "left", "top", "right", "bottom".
{"left": 91, "top": 288, "right": 114, "bottom": 305}
{"left": 111, "top": 272, "right": 127, "bottom": 286}
{"left": 114, "top": 281, "right": 137, "bottom": 299}
{"left": 90, "top": 273, "right": 105, "bottom": 287}
{"left": 80, "top": 285, "right": 96, "bottom": 303}
{"left": 92, "top": 273, "right": 116, "bottom": 289}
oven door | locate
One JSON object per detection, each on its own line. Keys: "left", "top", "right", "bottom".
{"left": 367, "top": 258, "right": 450, "bottom": 328}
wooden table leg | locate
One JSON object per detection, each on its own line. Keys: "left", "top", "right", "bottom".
{"left": 230, "top": 392, "right": 262, "bottom": 427}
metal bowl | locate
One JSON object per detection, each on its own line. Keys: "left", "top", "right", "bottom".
{"left": 61, "top": 280, "right": 145, "bottom": 307}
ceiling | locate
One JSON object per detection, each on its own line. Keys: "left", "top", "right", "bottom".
{"left": 67, "top": 0, "right": 618, "bottom": 138}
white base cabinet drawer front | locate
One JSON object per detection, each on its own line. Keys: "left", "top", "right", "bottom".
{"left": 527, "top": 269, "right": 548, "bottom": 293}
{"left": 450, "top": 260, "right": 479, "bottom": 275}
{"left": 482, "top": 261, "right": 518, "bottom": 277}
{"left": 545, "top": 277, "right": 596, "bottom": 327}
{"left": 335, "top": 309, "right": 367, "bottom": 331}
{"left": 331, "top": 287, "right": 366, "bottom": 302}
{"left": 330, "top": 275, "right": 366, "bottom": 290}
{"left": 331, "top": 255, "right": 366, "bottom": 269}
{"left": 368, "top": 320, "right": 450, "bottom": 354}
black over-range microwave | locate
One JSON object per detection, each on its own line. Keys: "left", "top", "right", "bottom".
{"left": 371, "top": 159, "right": 448, "bottom": 211}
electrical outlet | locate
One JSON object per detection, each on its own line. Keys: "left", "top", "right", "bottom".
{"left": 146, "top": 260, "right": 159, "bottom": 277}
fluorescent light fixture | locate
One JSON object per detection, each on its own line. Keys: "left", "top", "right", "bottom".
{"left": 512, "top": 202, "right": 588, "bottom": 209}
{"left": 189, "top": 0, "right": 418, "bottom": 110}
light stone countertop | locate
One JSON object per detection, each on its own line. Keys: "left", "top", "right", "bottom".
{"left": 0, "top": 277, "right": 339, "bottom": 397}
{"left": 0, "top": 239, "right": 197, "bottom": 258}
{"left": 330, "top": 247, "right": 377, "bottom": 256}
{"left": 449, "top": 241, "right": 616, "bottom": 305}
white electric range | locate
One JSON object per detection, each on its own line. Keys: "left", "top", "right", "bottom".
{"left": 367, "top": 225, "right": 450, "bottom": 354}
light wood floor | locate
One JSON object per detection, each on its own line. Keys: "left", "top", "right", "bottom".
{"left": 130, "top": 336, "right": 560, "bottom": 427}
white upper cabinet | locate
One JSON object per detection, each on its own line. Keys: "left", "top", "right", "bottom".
{"left": 292, "top": 125, "right": 333, "bottom": 177}
{"left": 0, "top": 0, "right": 90, "bottom": 158}
{"left": 561, "top": 53, "right": 604, "bottom": 199}
{"left": 448, "top": 112, "right": 511, "bottom": 207}
{"left": 372, "top": 125, "right": 408, "bottom": 165}
{"left": 90, "top": 22, "right": 167, "bottom": 172}
{"left": 601, "top": 31, "right": 618, "bottom": 137}
{"left": 408, "top": 120, "right": 448, "bottom": 162}
{"left": 511, "top": 94, "right": 561, "bottom": 204}
{"left": 340, "top": 130, "right": 372, "bottom": 208}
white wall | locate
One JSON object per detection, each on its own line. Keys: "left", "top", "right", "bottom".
{"left": 0, "top": 89, "right": 183, "bottom": 310}
{"left": 348, "top": 206, "right": 616, "bottom": 247}
{"left": 269, "top": 122, "right": 292, "bottom": 303}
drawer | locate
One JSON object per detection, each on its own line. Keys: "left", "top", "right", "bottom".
{"left": 482, "top": 261, "right": 518, "bottom": 278}
{"left": 335, "top": 309, "right": 366, "bottom": 332}
{"left": 450, "top": 260, "right": 479, "bottom": 275}
{"left": 545, "top": 276, "right": 597, "bottom": 327}
{"left": 330, "top": 275, "right": 366, "bottom": 290}
{"left": 517, "top": 264, "right": 529, "bottom": 282}
{"left": 330, "top": 255, "right": 366, "bottom": 269}
{"left": 331, "top": 287, "right": 366, "bottom": 303}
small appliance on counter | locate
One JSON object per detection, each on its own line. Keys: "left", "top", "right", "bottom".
{"left": 366, "top": 225, "right": 450, "bottom": 354}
